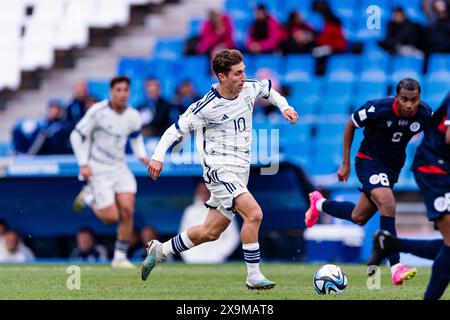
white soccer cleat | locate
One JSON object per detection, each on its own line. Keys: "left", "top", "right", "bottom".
{"left": 111, "top": 258, "right": 136, "bottom": 269}
{"left": 141, "top": 240, "right": 164, "bottom": 281}
{"left": 73, "top": 185, "right": 93, "bottom": 212}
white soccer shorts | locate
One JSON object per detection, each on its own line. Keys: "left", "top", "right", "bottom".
{"left": 204, "top": 167, "right": 250, "bottom": 220}
{"left": 89, "top": 167, "right": 137, "bottom": 209}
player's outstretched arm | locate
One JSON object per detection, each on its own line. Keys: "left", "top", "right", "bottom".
{"left": 263, "top": 84, "right": 298, "bottom": 124}
{"left": 446, "top": 126, "right": 450, "bottom": 145}
{"left": 337, "top": 118, "right": 357, "bottom": 182}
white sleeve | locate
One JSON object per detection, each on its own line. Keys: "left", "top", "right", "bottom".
{"left": 70, "top": 105, "right": 101, "bottom": 165}
{"left": 256, "top": 79, "right": 293, "bottom": 113}
{"left": 152, "top": 103, "right": 209, "bottom": 163}
{"left": 266, "top": 87, "right": 293, "bottom": 113}
{"left": 130, "top": 135, "right": 147, "bottom": 159}
{"left": 70, "top": 129, "right": 90, "bottom": 166}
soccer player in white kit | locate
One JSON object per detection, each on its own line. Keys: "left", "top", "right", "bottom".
{"left": 70, "top": 76, "right": 149, "bottom": 268}
{"left": 141, "top": 49, "right": 298, "bottom": 289}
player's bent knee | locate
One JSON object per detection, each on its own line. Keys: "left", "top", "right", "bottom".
{"left": 246, "top": 209, "right": 263, "bottom": 225}
{"left": 351, "top": 214, "right": 368, "bottom": 226}
{"left": 120, "top": 207, "right": 134, "bottom": 220}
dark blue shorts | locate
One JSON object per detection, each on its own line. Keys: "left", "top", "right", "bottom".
{"left": 413, "top": 169, "right": 450, "bottom": 221}
{"left": 355, "top": 156, "right": 400, "bottom": 197}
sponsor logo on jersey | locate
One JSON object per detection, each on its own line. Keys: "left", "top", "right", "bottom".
{"left": 410, "top": 122, "right": 421, "bottom": 132}
{"left": 358, "top": 109, "right": 367, "bottom": 121}
{"left": 368, "top": 105, "right": 375, "bottom": 113}
{"left": 387, "top": 120, "right": 392, "bottom": 127}
{"left": 369, "top": 174, "right": 381, "bottom": 185}
{"left": 398, "top": 120, "right": 408, "bottom": 126}
{"left": 434, "top": 196, "right": 448, "bottom": 212}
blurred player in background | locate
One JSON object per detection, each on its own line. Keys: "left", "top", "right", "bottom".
{"left": 70, "top": 76, "right": 149, "bottom": 268}
{"left": 305, "top": 78, "right": 432, "bottom": 285}
{"left": 141, "top": 49, "right": 298, "bottom": 290}
{"left": 368, "top": 92, "right": 450, "bottom": 299}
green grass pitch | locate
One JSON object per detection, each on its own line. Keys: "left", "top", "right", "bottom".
{"left": 0, "top": 263, "right": 448, "bottom": 300}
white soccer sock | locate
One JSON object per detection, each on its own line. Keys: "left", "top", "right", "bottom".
{"left": 316, "top": 198, "right": 326, "bottom": 212}
{"left": 243, "top": 243, "right": 264, "bottom": 280}
{"left": 162, "top": 232, "right": 195, "bottom": 257}
{"left": 391, "top": 263, "right": 401, "bottom": 275}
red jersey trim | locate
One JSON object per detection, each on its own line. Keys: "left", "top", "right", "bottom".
{"left": 357, "top": 152, "right": 373, "bottom": 160}
{"left": 417, "top": 165, "right": 448, "bottom": 175}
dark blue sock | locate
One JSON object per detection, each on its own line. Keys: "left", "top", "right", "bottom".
{"left": 394, "top": 239, "right": 443, "bottom": 260}
{"left": 424, "top": 244, "right": 450, "bottom": 300}
{"left": 322, "top": 200, "right": 355, "bottom": 223}
{"left": 380, "top": 216, "right": 400, "bottom": 266}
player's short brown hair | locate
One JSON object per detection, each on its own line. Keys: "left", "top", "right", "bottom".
{"left": 110, "top": 76, "right": 130, "bottom": 88}
{"left": 212, "top": 49, "right": 244, "bottom": 77}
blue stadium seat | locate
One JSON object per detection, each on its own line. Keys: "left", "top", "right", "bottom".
{"left": 128, "top": 78, "right": 145, "bottom": 108}
{"left": 286, "top": 79, "right": 322, "bottom": 108}
{"left": 144, "top": 58, "right": 177, "bottom": 80}
{"left": 117, "top": 57, "right": 148, "bottom": 80}
{"left": 233, "top": 18, "right": 251, "bottom": 47}
{"left": 152, "top": 38, "right": 184, "bottom": 60}
{"left": 279, "top": 122, "right": 313, "bottom": 167}
{"left": 320, "top": 81, "right": 354, "bottom": 115}
{"left": 354, "top": 81, "right": 388, "bottom": 109}
{"left": 188, "top": 18, "right": 203, "bottom": 37}
{"left": 326, "top": 55, "right": 359, "bottom": 82}
{"left": 329, "top": 0, "right": 358, "bottom": 20}
{"left": 391, "top": 55, "right": 424, "bottom": 84}
{"left": 316, "top": 122, "right": 345, "bottom": 144}
{"left": 177, "top": 55, "right": 211, "bottom": 80}
{"left": 283, "top": 54, "right": 315, "bottom": 82}
{"left": 360, "top": 47, "right": 389, "bottom": 82}
{"left": 427, "top": 54, "right": 450, "bottom": 80}
{"left": 422, "top": 78, "right": 450, "bottom": 110}
{"left": 87, "top": 80, "right": 110, "bottom": 100}
{"left": 246, "top": 54, "right": 283, "bottom": 78}
{"left": 224, "top": 0, "right": 253, "bottom": 21}
{"left": 307, "top": 140, "right": 342, "bottom": 175}
{"left": 282, "top": 0, "right": 313, "bottom": 14}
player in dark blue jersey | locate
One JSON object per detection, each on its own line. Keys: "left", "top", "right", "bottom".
{"left": 304, "top": 78, "right": 433, "bottom": 286}
{"left": 368, "top": 92, "right": 450, "bottom": 299}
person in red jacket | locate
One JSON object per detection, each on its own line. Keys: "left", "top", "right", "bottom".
{"left": 245, "top": 4, "right": 282, "bottom": 54}
{"left": 313, "top": 2, "right": 347, "bottom": 57}
{"left": 196, "top": 9, "right": 236, "bottom": 55}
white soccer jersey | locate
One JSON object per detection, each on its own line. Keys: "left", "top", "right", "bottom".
{"left": 152, "top": 79, "right": 293, "bottom": 170}
{"left": 73, "top": 99, "right": 143, "bottom": 173}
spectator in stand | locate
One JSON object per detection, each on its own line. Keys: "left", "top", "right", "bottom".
{"left": 171, "top": 80, "right": 202, "bottom": 120}
{"left": 0, "top": 231, "right": 35, "bottom": 263}
{"left": 12, "top": 100, "right": 72, "bottom": 155}
{"left": 132, "top": 226, "right": 160, "bottom": 259}
{"left": 70, "top": 228, "right": 108, "bottom": 262}
{"left": 378, "top": 7, "right": 424, "bottom": 57}
{"left": 11, "top": 118, "right": 40, "bottom": 155}
{"left": 313, "top": 1, "right": 347, "bottom": 57}
{"left": 65, "top": 81, "right": 91, "bottom": 130}
{"left": 280, "top": 11, "right": 316, "bottom": 54}
{"left": 0, "top": 219, "right": 8, "bottom": 241}
{"left": 35, "top": 99, "right": 72, "bottom": 155}
{"left": 196, "top": 9, "right": 236, "bottom": 55}
{"left": 425, "top": 0, "right": 450, "bottom": 53}
{"left": 137, "top": 78, "right": 175, "bottom": 137}
{"left": 423, "top": 0, "right": 450, "bottom": 23}
{"left": 245, "top": 4, "right": 282, "bottom": 54}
